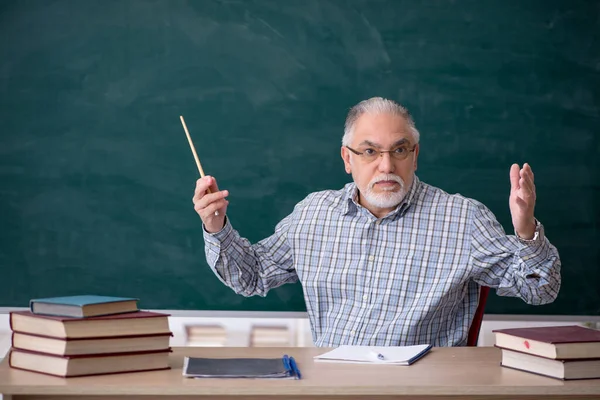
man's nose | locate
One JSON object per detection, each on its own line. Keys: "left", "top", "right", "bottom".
{"left": 377, "top": 151, "right": 395, "bottom": 173}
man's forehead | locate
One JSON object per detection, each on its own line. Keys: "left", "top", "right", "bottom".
{"left": 353, "top": 113, "right": 411, "bottom": 138}
{"left": 352, "top": 119, "right": 413, "bottom": 145}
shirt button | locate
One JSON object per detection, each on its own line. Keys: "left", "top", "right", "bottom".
{"left": 376, "top": 219, "right": 382, "bottom": 225}
{"left": 351, "top": 330, "right": 356, "bottom": 336}
{"left": 363, "top": 294, "right": 368, "bottom": 300}
{"left": 368, "top": 255, "right": 374, "bottom": 261}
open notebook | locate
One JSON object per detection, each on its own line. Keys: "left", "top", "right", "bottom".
{"left": 314, "top": 344, "right": 432, "bottom": 365}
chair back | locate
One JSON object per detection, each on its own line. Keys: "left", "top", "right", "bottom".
{"left": 467, "top": 286, "right": 490, "bottom": 346}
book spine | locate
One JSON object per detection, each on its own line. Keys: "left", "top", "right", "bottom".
{"left": 10, "top": 330, "right": 174, "bottom": 341}
{"left": 500, "top": 364, "right": 565, "bottom": 380}
{"left": 10, "top": 347, "right": 173, "bottom": 359}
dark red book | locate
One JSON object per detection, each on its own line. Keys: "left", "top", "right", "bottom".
{"left": 493, "top": 325, "right": 600, "bottom": 359}
{"left": 500, "top": 348, "right": 600, "bottom": 380}
{"left": 9, "top": 347, "right": 171, "bottom": 378}
{"left": 11, "top": 331, "right": 173, "bottom": 356}
{"left": 10, "top": 310, "right": 171, "bottom": 339}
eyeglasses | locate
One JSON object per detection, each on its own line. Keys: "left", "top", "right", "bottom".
{"left": 346, "top": 144, "right": 417, "bottom": 163}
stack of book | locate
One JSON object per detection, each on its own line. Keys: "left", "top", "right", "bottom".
{"left": 494, "top": 325, "right": 600, "bottom": 380}
{"left": 8, "top": 295, "right": 173, "bottom": 377}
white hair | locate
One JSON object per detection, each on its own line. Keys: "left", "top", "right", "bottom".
{"left": 342, "top": 97, "right": 420, "bottom": 146}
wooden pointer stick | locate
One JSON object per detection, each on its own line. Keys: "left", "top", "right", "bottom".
{"left": 180, "top": 115, "right": 219, "bottom": 216}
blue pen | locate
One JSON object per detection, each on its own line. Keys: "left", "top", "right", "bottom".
{"left": 282, "top": 354, "right": 293, "bottom": 375}
{"left": 289, "top": 356, "right": 302, "bottom": 380}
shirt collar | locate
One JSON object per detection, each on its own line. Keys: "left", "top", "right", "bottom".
{"left": 342, "top": 175, "right": 421, "bottom": 217}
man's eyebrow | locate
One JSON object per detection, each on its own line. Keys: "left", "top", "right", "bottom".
{"left": 358, "top": 140, "right": 382, "bottom": 148}
{"left": 392, "top": 138, "right": 410, "bottom": 147}
{"left": 357, "top": 138, "right": 410, "bottom": 148}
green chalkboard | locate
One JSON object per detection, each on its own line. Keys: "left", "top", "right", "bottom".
{"left": 1, "top": 0, "right": 598, "bottom": 315}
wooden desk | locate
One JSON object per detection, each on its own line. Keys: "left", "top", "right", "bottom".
{"left": 1, "top": 346, "right": 600, "bottom": 399}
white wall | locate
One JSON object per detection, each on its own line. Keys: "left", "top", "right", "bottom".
{"left": 1, "top": 312, "right": 598, "bottom": 359}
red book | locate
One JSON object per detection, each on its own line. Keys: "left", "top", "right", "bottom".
{"left": 9, "top": 347, "right": 171, "bottom": 378}
{"left": 499, "top": 349, "right": 600, "bottom": 380}
{"left": 493, "top": 325, "right": 600, "bottom": 359}
{"left": 11, "top": 331, "right": 173, "bottom": 356}
{"left": 10, "top": 310, "right": 171, "bottom": 339}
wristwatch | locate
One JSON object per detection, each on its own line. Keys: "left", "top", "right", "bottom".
{"left": 516, "top": 219, "right": 542, "bottom": 243}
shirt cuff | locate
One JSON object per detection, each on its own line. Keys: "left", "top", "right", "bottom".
{"left": 203, "top": 216, "right": 235, "bottom": 249}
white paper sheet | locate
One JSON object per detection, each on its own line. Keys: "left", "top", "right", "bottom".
{"left": 314, "top": 344, "right": 432, "bottom": 365}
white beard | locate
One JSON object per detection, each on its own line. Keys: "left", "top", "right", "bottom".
{"left": 361, "top": 173, "right": 408, "bottom": 209}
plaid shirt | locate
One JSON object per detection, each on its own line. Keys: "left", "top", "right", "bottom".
{"left": 204, "top": 176, "right": 561, "bottom": 347}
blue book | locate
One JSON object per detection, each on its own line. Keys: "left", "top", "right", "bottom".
{"left": 29, "top": 295, "right": 139, "bottom": 318}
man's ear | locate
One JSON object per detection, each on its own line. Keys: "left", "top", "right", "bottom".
{"left": 413, "top": 143, "right": 419, "bottom": 171}
{"left": 341, "top": 146, "right": 352, "bottom": 174}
